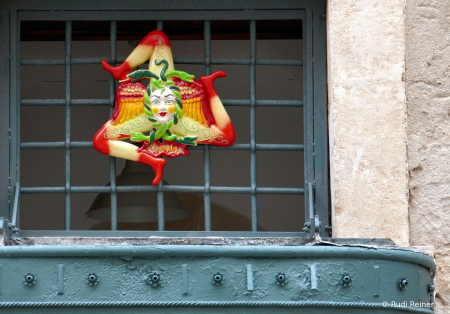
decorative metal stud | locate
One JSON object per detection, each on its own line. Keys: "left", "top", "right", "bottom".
{"left": 212, "top": 272, "right": 224, "bottom": 285}
{"left": 23, "top": 273, "right": 36, "bottom": 286}
{"left": 146, "top": 272, "right": 161, "bottom": 287}
{"left": 87, "top": 273, "right": 99, "bottom": 286}
{"left": 340, "top": 274, "right": 352, "bottom": 287}
{"left": 399, "top": 278, "right": 408, "bottom": 290}
{"left": 275, "top": 272, "right": 288, "bottom": 286}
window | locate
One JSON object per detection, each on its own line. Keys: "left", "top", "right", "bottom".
{"left": 2, "top": 1, "right": 329, "bottom": 239}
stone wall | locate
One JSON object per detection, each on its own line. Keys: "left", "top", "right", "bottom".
{"left": 327, "top": 0, "right": 410, "bottom": 246}
{"left": 406, "top": 0, "right": 450, "bottom": 312}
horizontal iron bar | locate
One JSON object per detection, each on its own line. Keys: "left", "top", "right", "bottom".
{"left": 21, "top": 57, "right": 302, "bottom": 66}
{"left": 18, "top": 231, "right": 308, "bottom": 238}
{"left": 0, "top": 245, "right": 436, "bottom": 271}
{"left": 21, "top": 99, "right": 303, "bottom": 107}
{"left": 21, "top": 99, "right": 110, "bottom": 106}
{"left": 20, "top": 186, "right": 305, "bottom": 195}
{"left": 20, "top": 142, "right": 304, "bottom": 151}
{"left": 21, "top": 141, "right": 93, "bottom": 149}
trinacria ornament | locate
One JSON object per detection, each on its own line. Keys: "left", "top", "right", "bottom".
{"left": 94, "top": 30, "right": 235, "bottom": 185}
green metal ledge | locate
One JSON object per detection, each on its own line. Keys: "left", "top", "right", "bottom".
{"left": 0, "top": 244, "right": 436, "bottom": 313}
{"left": 0, "top": 245, "right": 436, "bottom": 272}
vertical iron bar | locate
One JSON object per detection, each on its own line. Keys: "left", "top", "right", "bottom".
{"left": 10, "top": 11, "right": 20, "bottom": 225}
{"left": 157, "top": 20, "right": 165, "bottom": 231}
{"left": 156, "top": 21, "right": 163, "bottom": 31}
{"left": 157, "top": 181, "right": 164, "bottom": 231}
{"left": 250, "top": 20, "right": 258, "bottom": 231}
{"left": 64, "top": 21, "right": 72, "bottom": 230}
{"left": 109, "top": 21, "right": 118, "bottom": 231}
{"left": 303, "top": 11, "right": 314, "bottom": 222}
{"left": 203, "top": 20, "right": 212, "bottom": 231}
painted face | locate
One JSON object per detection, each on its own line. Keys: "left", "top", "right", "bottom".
{"left": 150, "top": 88, "right": 176, "bottom": 124}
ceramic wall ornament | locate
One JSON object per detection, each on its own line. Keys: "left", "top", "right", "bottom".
{"left": 94, "top": 30, "right": 235, "bottom": 185}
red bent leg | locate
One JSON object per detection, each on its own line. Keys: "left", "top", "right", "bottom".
{"left": 93, "top": 124, "right": 166, "bottom": 186}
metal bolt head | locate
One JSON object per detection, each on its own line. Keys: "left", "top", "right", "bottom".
{"left": 429, "top": 284, "right": 435, "bottom": 293}
{"left": 87, "top": 273, "right": 99, "bottom": 286}
{"left": 399, "top": 278, "right": 408, "bottom": 290}
{"left": 340, "top": 274, "right": 352, "bottom": 287}
{"left": 275, "top": 272, "right": 288, "bottom": 286}
{"left": 23, "top": 273, "right": 36, "bottom": 286}
{"left": 145, "top": 272, "right": 161, "bottom": 287}
{"left": 212, "top": 272, "right": 224, "bottom": 285}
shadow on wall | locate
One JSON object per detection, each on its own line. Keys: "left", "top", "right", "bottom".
{"left": 19, "top": 38, "right": 305, "bottom": 232}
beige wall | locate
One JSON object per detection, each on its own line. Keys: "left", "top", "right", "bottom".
{"left": 406, "top": 0, "right": 450, "bottom": 312}
{"left": 327, "top": 0, "right": 410, "bottom": 246}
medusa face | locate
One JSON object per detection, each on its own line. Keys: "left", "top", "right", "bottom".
{"left": 150, "top": 88, "right": 176, "bottom": 124}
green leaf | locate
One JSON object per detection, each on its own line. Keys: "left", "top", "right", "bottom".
{"left": 149, "top": 128, "right": 156, "bottom": 143}
{"left": 127, "top": 70, "right": 159, "bottom": 82}
{"left": 152, "top": 122, "right": 161, "bottom": 127}
{"left": 148, "top": 117, "right": 157, "bottom": 122}
{"left": 168, "top": 119, "right": 173, "bottom": 129}
{"left": 155, "top": 123, "right": 168, "bottom": 139}
{"left": 166, "top": 129, "right": 173, "bottom": 136}
{"left": 175, "top": 104, "right": 183, "bottom": 119}
{"left": 169, "top": 85, "right": 180, "bottom": 91}
{"left": 130, "top": 132, "right": 150, "bottom": 142}
{"left": 164, "top": 70, "right": 195, "bottom": 83}
{"left": 174, "top": 113, "right": 178, "bottom": 125}
{"left": 155, "top": 59, "right": 169, "bottom": 81}
{"left": 175, "top": 98, "right": 183, "bottom": 109}
{"left": 144, "top": 92, "right": 151, "bottom": 104}
{"left": 173, "top": 90, "right": 181, "bottom": 99}
{"left": 144, "top": 108, "right": 154, "bottom": 117}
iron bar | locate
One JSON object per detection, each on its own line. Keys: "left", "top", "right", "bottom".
{"left": 20, "top": 186, "right": 305, "bottom": 195}
{"left": 157, "top": 20, "right": 164, "bottom": 231}
{"left": 250, "top": 20, "right": 258, "bottom": 231}
{"left": 304, "top": 10, "right": 315, "bottom": 221}
{"left": 20, "top": 142, "right": 304, "bottom": 151}
{"left": 204, "top": 20, "right": 212, "bottom": 232}
{"left": 21, "top": 99, "right": 303, "bottom": 107}
{"left": 11, "top": 182, "right": 20, "bottom": 227}
{"left": 20, "top": 57, "right": 302, "bottom": 67}
{"left": 64, "top": 21, "right": 72, "bottom": 230}
{"left": 109, "top": 21, "right": 118, "bottom": 231}
{"left": 10, "top": 10, "right": 20, "bottom": 225}
{"left": 308, "top": 181, "right": 314, "bottom": 220}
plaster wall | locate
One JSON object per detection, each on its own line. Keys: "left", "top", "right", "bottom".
{"left": 406, "top": 0, "right": 450, "bottom": 312}
{"left": 327, "top": 0, "right": 410, "bottom": 246}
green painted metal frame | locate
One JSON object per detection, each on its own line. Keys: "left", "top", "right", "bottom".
{"left": 1, "top": 0, "right": 329, "bottom": 237}
{"left": 0, "top": 245, "right": 436, "bottom": 313}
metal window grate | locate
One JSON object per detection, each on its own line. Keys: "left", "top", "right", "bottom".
{"left": 6, "top": 4, "right": 329, "bottom": 237}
